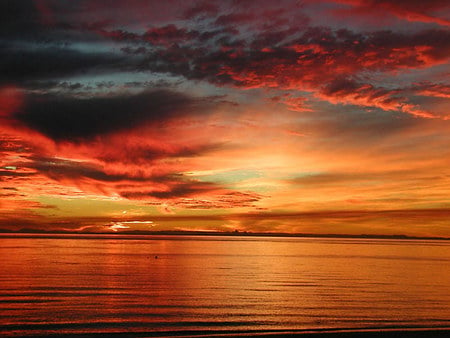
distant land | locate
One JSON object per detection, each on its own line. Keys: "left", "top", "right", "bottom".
{"left": 0, "top": 229, "right": 448, "bottom": 241}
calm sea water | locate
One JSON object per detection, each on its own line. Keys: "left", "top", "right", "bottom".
{"left": 0, "top": 235, "right": 449, "bottom": 336}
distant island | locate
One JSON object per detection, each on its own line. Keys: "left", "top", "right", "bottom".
{"left": 0, "top": 229, "right": 448, "bottom": 241}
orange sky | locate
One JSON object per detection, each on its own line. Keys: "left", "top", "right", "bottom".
{"left": 1, "top": 0, "right": 450, "bottom": 236}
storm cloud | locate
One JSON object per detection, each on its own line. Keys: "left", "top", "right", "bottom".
{"left": 13, "top": 90, "right": 210, "bottom": 141}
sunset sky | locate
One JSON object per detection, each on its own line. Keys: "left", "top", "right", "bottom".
{"left": 1, "top": 0, "right": 449, "bottom": 236}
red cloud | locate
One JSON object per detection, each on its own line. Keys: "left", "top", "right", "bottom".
{"left": 333, "top": 0, "right": 450, "bottom": 26}
{"left": 0, "top": 87, "right": 24, "bottom": 118}
{"left": 183, "top": 2, "right": 219, "bottom": 18}
{"left": 73, "top": 11, "right": 449, "bottom": 119}
{"left": 143, "top": 25, "right": 199, "bottom": 46}
{"left": 411, "top": 82, "right": 450, "bottom": 98}
{"left": 0, "top": 98, "right": 260, "bottom": 209}
{"left": 319, "top": 78, "right": 436, "bottom": 118}
{"left": 215, "top": 13, "right": 255, "bottom": 25}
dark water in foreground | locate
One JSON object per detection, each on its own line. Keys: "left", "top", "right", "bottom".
{"left": 0, "top": 235, "right": 449, "bottom": 336}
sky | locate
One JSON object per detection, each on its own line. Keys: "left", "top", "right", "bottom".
{"left": 0, "top": 0, "right": 449, "bottom": 236}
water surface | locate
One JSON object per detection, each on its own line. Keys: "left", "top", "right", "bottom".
{"left": 1, "top": 235, "right": 449, "bottom": 336}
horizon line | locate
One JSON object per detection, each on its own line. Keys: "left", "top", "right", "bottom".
{"left": 1, "top": 229, "right": 448, "bottom": 241}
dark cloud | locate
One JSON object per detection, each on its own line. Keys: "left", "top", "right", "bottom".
{"left": 0, "top": 2, "right": 130, "bottom": 87}
{"left": 0, "top": 138, "right": 28, "bottom": 153}
{"left": 0, "top": 46, "right": 125, "bottom": 85}
{"left": 8, "top": 155, "right": 226, "bottom": 202}
{"left": 143, "top": 25, "right": 200, "bottom": 45}
{"left": 27, "top": 156, "right": 151, "bottom": 183}
{"left": 120, "top": 181, "right": 218, "bottom": 199}
{"left": 369, "top": 0, "right": 449, "bottom": 12}
{"left": 215, "top": 13, "right": 255, "bottom": 25}
{"left": 1, "top": 187, "right": 18, "bottom": 191}
{"left": 96, "top": 143, "right": 224, "bottom": 165}
{"left": 12, "top": 90, "right": 209, "bottom": 142}
{"left": 133, "top": 25, "right": 450, "bottom": 100}
{"left": 3, "top": 0, "right": 448, "bottom": 119}
{"left": 322, "top": 77, "right": 361, "bottom": 96}
{"left": 22, "top": 81, "right": 87, "bottom": 92}
{"left": 0, "top": 169, "right": 34, "bottom": 179}
{"left": 95, "top": 29, "right": 140, "bottom": 42}
{"left": 0, "top": 1, "right": 42, "bottom": 38}
{"left": 0, "top": 1, "right": 106, "bottom": 43}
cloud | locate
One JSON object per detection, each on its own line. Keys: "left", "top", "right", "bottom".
{"left": 333, "top": 0, "right": 450, "bottom": 26}
{"left": 95, "top": 142, "right": 224, "bottom": 165}
{"left": 11, "top": 154, "right": 213, "bottom": 191}
{"left": 3, "top": 151, "right": 238, "bottom": 205}
{"left": 26, "top": 156, "right": 153, "bottom": 183}
{"left": 147, "top": 25, "right": 449, "bottom": 76}
{"left": 230, "top": 208, "right": 450, "bottom": 224}
{"left": 2, "top": 1, "right": 448, "bottom": 118}
{"left": 271, "top": 94, "right": 312, "bottom": 113}
{"left": 319, "top": 77, "right": 436, "bottom": 118}
{"left": 0, "top": 169, "right": 34, "bottom": 179}
{"left": 0, "top": 2, "right": 130, "bottom": 87}
{"left": 130, "top": 24, "right": 449, "bottom": 117}
{"left": 143, "top": 25, "right": 200, "bottom": 46}
{"left": 410, "top": 82, "right": 450, "bottom": 98}
{"left": 288, "top": 169, "right": 447, "bottom": 187}
{"left": 120, "top": 180, "right": 218, "bottom": 200}
{"left": 169, "top": 191, "right": 264, "bottom": 209}
{"left": 0, "top": 87, "right": 236, "bottom": 206}
{"left": 0, "top": 1, "right": 45, "bottom": 38}
{"left": 215, "top": 12, "right": 255, "bottom": 26}
{"left": 0, "top": 46, "right": 125, "bottom": 86}
{"left": 183, "top": 1, "right": 219, "bottom": 19}
{"left": 9, "top": 89, "right": 211, "bottom": 142}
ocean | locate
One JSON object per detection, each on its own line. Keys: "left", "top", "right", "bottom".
{"left": 0, "top": 234, "right": 449, "bottom": 337}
